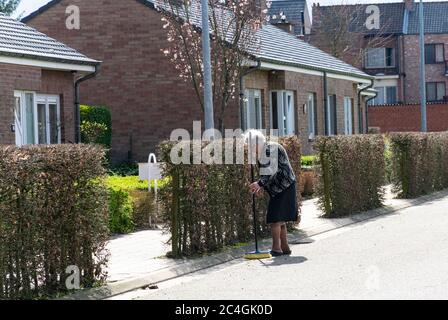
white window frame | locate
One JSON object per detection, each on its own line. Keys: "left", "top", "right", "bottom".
{"left": 307, "top": 92, "right": 316, "bottom": 139}
{"left": 13, "top": 91, "right": 61, "bottom": 146}
{"left": 364, "top": 47, "right": 395, "bottom": 69}
{"left": 326, "top": 95, "right": 336, "bottom": 136}
{"left": 343, "top": 97, "right": 353, "bottom": 135}
{"left": 242, "top": 89, "right": 263, "bottom": 130}
{"left": 270, "top": 90, "right": 295, "bottom": 136}
{"left": 36, "top": 94, "right": 61, "bottom": 145}
{"left": 370, "top": 86, "right": 397, "bottom": 105}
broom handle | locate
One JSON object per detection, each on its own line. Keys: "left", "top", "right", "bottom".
{"left": 251, "top": 164, "right": 259, "bottom": 252}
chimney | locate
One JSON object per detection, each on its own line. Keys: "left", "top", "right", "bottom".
{"left": 404, "top": 0, "right": 414, "bottom": 11}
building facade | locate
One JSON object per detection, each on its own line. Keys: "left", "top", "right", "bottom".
{"left": 23, "top": 0, "right": 371, "bottom": 161}
{"left": 312, "top": 0, "right": 448, "bottom": 106}
{"left": 0, "top": 14, "right": 99, "bottom": 147}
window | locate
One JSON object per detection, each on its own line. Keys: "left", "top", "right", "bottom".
{"left": 369, "top": 86, "right": 397, "bottom": 105}
{"left": 426, "top": 82, "right": 446, "bottom": 102}
{"left": 365, "top": 48, "right": 395, "bottom": 68}
{"left": 242, "top": 89, "right": 262, "bottom": 130}
{"left": 425, "top": 44, "right": 444, "bottom": 64}
{"left": 343, "top": 97, "right": 354, "bottom": 135}
{"left": 307, "top": 92, "right": 318, "bottom": 139}
{"left": 325, "top": 95, "right": 337, "bottom": 135}
{"left": 14, "top": 91, "right": 61, "bottom": 146}
{"left": 270, "top": 90, "right": 295, "bottom": 136}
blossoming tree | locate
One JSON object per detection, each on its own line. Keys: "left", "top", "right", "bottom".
{"left": 155, "top": 0, "right": 269, "bottom": 131}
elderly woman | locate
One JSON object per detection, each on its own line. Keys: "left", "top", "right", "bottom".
{"left": 245, "top": 130, "right": 298, "bottom": 257}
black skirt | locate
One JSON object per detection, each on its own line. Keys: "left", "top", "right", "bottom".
{"left": 266, "top": 183, "right": 298, "bottom": 224}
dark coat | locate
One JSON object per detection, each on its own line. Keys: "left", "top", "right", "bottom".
{"left": 257, "top": 142, "right": 296, "bottom": 198}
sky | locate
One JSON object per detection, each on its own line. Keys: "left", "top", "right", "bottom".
{"left": 12, "top": 0, "right": 448, "bottom": 18}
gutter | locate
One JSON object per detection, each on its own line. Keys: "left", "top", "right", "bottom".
{"left": 239, "top": 60, "right": 262, "bottom": 129}
{"left": 357, "top": 79, "right": 374, "bottom": 134}
{"left": 74, "top": 64, "right": 100, "bottom": 143}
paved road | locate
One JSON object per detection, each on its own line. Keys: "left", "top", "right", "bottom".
{"left": 112, "top": 195, "right": 448, "bottom": 300}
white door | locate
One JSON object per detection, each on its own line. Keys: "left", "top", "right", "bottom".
{"left": 344, "top": 97, "right": 353, "bottom": 135}
{"left": 14, "top": 91, "right": 35, "bottom": 145}
{"left": 271, "top": 91, "right": 295, "bottom": 136}
{"left": 14, "top": 92, "right": 23, "bottom": 146}
{"left": 243, "top": 89, "right": 262, "bottom": 130}
{"left": 36, "top": 95, "right": 61, "bottom": 144}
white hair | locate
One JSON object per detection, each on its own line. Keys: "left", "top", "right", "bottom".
{"left": 243, "top": 129, "right": 266, "bottom": 149}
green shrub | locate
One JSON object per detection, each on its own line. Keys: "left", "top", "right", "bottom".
{"left": 80, "top": 105, "right": 112, "bottom": 149}
{"left": 158, "top": 136, "right": 301, "bottom": 258}
{"left": 108, "top": 188, "right": 135, "bottom": 234}
{"left": 389, "top": 132, "right": 448, "bottom": 198}
{"left": 301, "top": 155, "right": 317, "bottom": 168}
{"left": 106, "top": 176, "right": 164, "bottom": 232}
{"left": 108, "top": 162, "right": 139, "bottom": 176}
{"left": 0, "top": 145, "right": 109, "bottom": 299}
{"left": 314, "top": 135, "right": 385, "bottom": 217}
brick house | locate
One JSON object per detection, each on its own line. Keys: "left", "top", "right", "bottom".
{"left": 23, "top": 0, "right": 372, "bottom": 161}
{"left": 0, "top": 13, "right": 99, "bottom": 147}
{"left": 312, "top": 0, "right": 448, "bottom": 106}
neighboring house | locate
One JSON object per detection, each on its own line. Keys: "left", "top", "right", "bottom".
{"left": 23, "top": 0, "right": 372, "bottom": 161}
{"left": 312, "top": 0, "right": 448, "bottom": 106}
{"left": 0, "top": 13, "right": 99, "bottom": 147}
{"left": 267, "top": 0, "right": 311, "bottom": 36}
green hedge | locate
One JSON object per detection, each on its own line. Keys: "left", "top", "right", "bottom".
{"left": 390, "top": 132, "right": 448, "bottom": 198}
{"left": 80, "top": 105, "right": 112, "bottom": 149}
{"left": 0, "top": 145, "right": 109, "bottom": 299}
{"left": 106, "top": 176, "right": 162, "bottom": 233}
{"left": 315, "top": 135, "right": 385, "bottom": 217}
{"left": 158, "top": 136, "right": 301, "bottom": 258}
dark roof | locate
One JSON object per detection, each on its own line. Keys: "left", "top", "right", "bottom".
{"left": 314, "top": 3, "right": 405, "bottom": 35}
{"left": 314, "top": 1, "right": 448, "bottom": 36}
{"left": 267, "top": 0, "right": 306, "bottom": 35}
{"left": 406, "top": 2, "right": 448, "bottom": 34}
{"left": 0, "top": 13, "right": 98, "bottom": 66}
{"left": 22, "top": 0, "right": 370, "bottom": 79}
{"left": 258, "top": 24, "right": 369, "bottom": 78}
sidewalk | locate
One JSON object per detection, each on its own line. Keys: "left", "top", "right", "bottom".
{"left": 67, "top": 186, "right": 448, "bottom": 299}
{"left": 106, "top": 186, "right": 391, "bottom": 283}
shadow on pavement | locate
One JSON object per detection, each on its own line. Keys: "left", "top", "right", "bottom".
{"left": 260, "top": 256, "right": 308, "bottom": 267}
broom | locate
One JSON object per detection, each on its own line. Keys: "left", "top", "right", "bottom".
{"left": 244, "top": 163, "right": 272, "bottom": 260}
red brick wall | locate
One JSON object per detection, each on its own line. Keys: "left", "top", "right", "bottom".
{"left": 0, "top": 63, "right": 75, "bottom": 145}
{"left": 368, "top": 103, "right": 448, "bottom": 132}
{"left": 402, "top": 34, "right": 448, "bottom": 104}
{"left": 26, "top": 0, "right": 239, "bottom": 163}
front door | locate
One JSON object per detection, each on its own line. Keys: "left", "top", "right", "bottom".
{"left": 270, "top": 90, "right": 295, "bottom": 136}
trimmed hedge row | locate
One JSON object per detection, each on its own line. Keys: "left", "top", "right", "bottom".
{"left": 0, "top": 145, "right": 109, "bottom": 299}
{"left": 390, "top": 132, "right": 448, "bottom": 198}
{"left": 158, "top": 137, "right": 301, "bottom": 258}
{"left": 314, "top": 135, "right": 385, "bottom": 217}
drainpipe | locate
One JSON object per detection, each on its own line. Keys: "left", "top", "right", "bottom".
{"left": 364, "top": 81, "right": 378, "bottom": 134}
{"left": 74, "top": 64, "right": 100, "bottom": 143}
{"left": 357, "top": 79, "right": 374, "bottom": 134}
{"left": 239, "top": 59, "right": 262, "bottom": 129}
{"left": 323, "top": 71, "right": 328, "bottom": 135}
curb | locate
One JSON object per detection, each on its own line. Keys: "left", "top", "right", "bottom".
{"left": 62, "top": 189, "right": 448, "bottom": 300}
